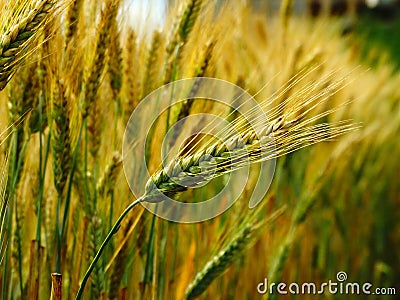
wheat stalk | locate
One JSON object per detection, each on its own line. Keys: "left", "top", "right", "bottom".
{"left": 0, "top": 154, "right": 8, "bottom": 267}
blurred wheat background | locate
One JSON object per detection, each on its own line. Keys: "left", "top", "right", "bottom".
{"left": 0, "top": 0, "right": 399, "bottom": 299}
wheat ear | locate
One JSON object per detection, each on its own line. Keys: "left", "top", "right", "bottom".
{"left": 81, "top": 0, "right": 120, "bottom": 119}
{"left": 141, "top": 30, "right": 163, "bottom": 99}
{"left": 108, "top": 17, "right": 123, "bottom": 100}
{"left": 97, "top": 152, "right": 122, "bottom": 196}
{"left": 142, "top": 117, "right": 353, "bottom": 203}
{"left": 0, "top": 0, "right": 64, "bottom": 90}
{"left": 184, "top": 207, "right": 284, "bottom": 299}
{"left": 51, "top": 80, "right": 71, "bottom": 195}
{"left": 64, "top": 0, "right": 84, "bottom": 46}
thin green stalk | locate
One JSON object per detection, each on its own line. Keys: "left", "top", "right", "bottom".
{"left": 141, "top": 214, "right": 157, "bottom": 300}
{"left": 157, "top": 221, "right": 168, "bottom": 300}
{"left": 35, "top": 95, "right": 44, "bottom": 244}
{"left": 10, "top": 131, "right": 29, "bottom": 298}
{"left": 2, "top": 132, "right": 20, "bottom": 299}
{"left": 1, "top": 206, "right": 11, "bottom": 300}
{"left": 14, "top": 200, "right": 23, "bottom": 299}
{"left": 108, "top": 190, "right": 114, "bottom": 233}
{"left": 75, "top": 197, "right": 143, "bottom": 300}
{"left": 55, "top": 192, "right": 62, "bottom": 273}
{"left": 84, "top": 121, "right": 91, "bottom": 207}
{"left": 36, "top": 119, "right": 51, "bottom": 246}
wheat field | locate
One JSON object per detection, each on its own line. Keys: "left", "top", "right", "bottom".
{"left": 0, "top": 0, "right": 399, "bottom": 299}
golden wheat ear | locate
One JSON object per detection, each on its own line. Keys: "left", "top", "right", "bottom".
{"left": 0, "top": 0, "right": 72, "bottom": 91}
{"left": 141, "top": 69, "right": 359, "bottom": 203}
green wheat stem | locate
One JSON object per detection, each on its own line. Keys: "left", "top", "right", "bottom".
{"left": 1, "top": 210, "right": 10, "bottom": 300}
{"left": 14, "top": 200, "right": 23, "bottom": 298}
{"left": 35, "top": 94, "right": 44, "bottom": 244}
{"left": 141, "top": 213, "right": 157, "bottom": 299}
{"left": 55, "top": 191, "right": 62, "bottom": 273}
{"left": 75, "top": 197, "right": 144, "bottom": 300}
{"left": 10, "top": 131, "right": 29, "bottom": 298}
{"left": 35, "top": 92, "right": 51, "bottom": 245}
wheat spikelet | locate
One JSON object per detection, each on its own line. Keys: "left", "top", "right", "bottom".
{"left": 96, "top": 151, "right": 122, "bottom": 196}
{"left": 141, "top": 71, "right": 356, "bottom": 203}
{"left": 175, "top": 40, "right": 215, "bottom": 122}
{"left": 184, "top": 223, "right": 257, "bottom": 299}
{"left": 280, "top": 0, "right": 294, "bottom": 35}
{"left": 87, "top": 212, "right": 104, "bottom": 298}
{"left": 168, "top": 40, "right": 215, "bottom": 148}
{"left": 163, "top": 0, "right": 203, "bottom": 84}
{"left": 166, "top": 0, "right": 203, "bottom": 56}
{"left": 107, "top": 216, "right": 133, "bottom": 300}
{"left": 51, "top": 80, "right": 71, "bottom": 195}
{"left": 178, "top": 0, "right": 203, "bottom": 41}
{"left": 81, "top": 0, "right": 120, "bottom": 119}
{"left": 0, "top": 0, "right": 66, "bottom": 90}
{"left": 88, "top": 94, "right": 102, "bottom": 158}
{"left": 184, "top": 207, "right": 284, "bottom": 299}
{"left": 121, "top": 29, "right": 138, "bottom": 121}
{"left": 108, "top": 17, "right": 123, "bottom": 100}
{"left": 141, "top": 30, "right": 163, "bottom": 99}
{"left": 64, "top": 0, "right": 84, "bottom": 46}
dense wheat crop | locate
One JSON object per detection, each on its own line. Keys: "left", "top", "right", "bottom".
{"left": 0, "top": 0, "right": 399, "bottom": 299}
